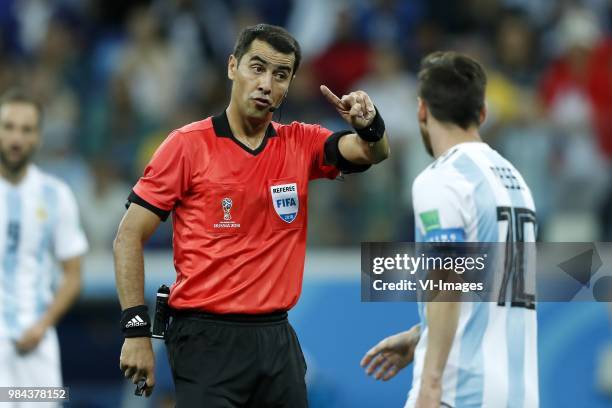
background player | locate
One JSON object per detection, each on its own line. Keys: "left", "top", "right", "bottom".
{"left": 115, "top": 23, "right": 389, "bottom": 406}
{"left": 361, "top": 52, "right": 538, "bottom": 408}
{"left": 0, "top": 89, "right": 88, "bottom": 403}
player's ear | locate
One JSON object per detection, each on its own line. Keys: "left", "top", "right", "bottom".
{"left": 228, "top": 55, "right": 237, "bottom": 81}
{"left": 479, "top": 104, "right": 487, "bottom": 126}
{"left": 417, "top": 97, "right": 427, "bottom": 124}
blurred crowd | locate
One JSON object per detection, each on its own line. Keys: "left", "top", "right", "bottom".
{"left": 0, "top": 0, "right": 610, "bottom": 250}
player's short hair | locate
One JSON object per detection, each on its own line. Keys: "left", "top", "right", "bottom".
{"left": 418, "top": 51, "right": 487, "bottom": 129}
{"left": 233, "top": 23, "right": 302, "bottom": 75}
{"left": 0, "top": 87, "right": 43, "bottom": 126}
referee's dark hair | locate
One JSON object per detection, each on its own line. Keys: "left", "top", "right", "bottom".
{"left": 418, "top": 51, "right": 487, "bottom": 130}
{"left": 233, "top": 23, "right": 302, "bottom": 75}
{"left": 0, "top": 87, "right": 43, "bottom": 127}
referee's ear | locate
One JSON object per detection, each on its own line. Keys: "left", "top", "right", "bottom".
{"left": 228, "top": 55, "right": 237, "bottom": 81}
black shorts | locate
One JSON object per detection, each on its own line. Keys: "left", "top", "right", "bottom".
{"left": 165, "top": 310, "right": 308, "bottom": 408}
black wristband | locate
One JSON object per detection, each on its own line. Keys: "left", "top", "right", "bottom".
{"left": 120, "top": 305, "right": 151, "bottom": 338}
{"left": 355, "top": 108, "right": 385, "bottom": 142}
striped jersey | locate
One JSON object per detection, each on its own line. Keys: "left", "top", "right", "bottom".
{"left": 407, "top": 142, "right": 538, "bottom": 408}
{"left": 0, "top": 165, "right": 88, "bottom": 340}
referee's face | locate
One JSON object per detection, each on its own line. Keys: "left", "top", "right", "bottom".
{"left": 0, "top": 102, "right": 40, "bottom": 174}
{"left": 228, "top": 39, "right": 294, "bottom": 119}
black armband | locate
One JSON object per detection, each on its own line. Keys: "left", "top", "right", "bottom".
{"left": 120, "top": 305, "right": 151, "bottom": 338}
{"left": 126, "top": 191, "right": 170, "bottom": 221}
{"left": 355, "top": 108, "right": 385, "bottom": 142}
{"left": 324, "top": 131, "right": 372, "bottom": 174}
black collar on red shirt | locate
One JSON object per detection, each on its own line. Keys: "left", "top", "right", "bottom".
{"left": 212, "top": 111, "right": 277, "bottom": 156}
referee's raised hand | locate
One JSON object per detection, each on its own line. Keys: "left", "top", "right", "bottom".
{"left": 320, "top": 85, "right": 377, "bottom": 130}
{"left": 119, "top": 337, "right": 156, "bottom": 397}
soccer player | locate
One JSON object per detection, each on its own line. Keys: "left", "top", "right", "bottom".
{"left": 115, "top": 24, "right": 389, "bottom": 406}
{"left": 0, "top": 89, "right": 88, "bottom": 399}
{"left": 361, "top": 51, "right": 538, "bottom": 408}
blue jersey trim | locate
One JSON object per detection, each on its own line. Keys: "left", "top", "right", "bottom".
{"left": 37, "top": 183, "right": 58, "bottom": 318}
{"left": 423, "top": 228, "right": 466, "bottom": 243}
{"left": 451, "top": 154, "right": 499, "bottom": 407}
{"left": 4, "top": 188, "right": 22, "bottom": 339}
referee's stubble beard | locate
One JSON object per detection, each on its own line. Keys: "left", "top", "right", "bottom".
{"left": 227, "top": 39, "right": 294, "bottom": 122}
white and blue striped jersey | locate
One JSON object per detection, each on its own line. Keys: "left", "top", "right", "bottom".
{"left": 407, "top": 142, "right": 538, "bottom": 408}
{"left": 0, "top": 165, "right": 88, "bottom": 340}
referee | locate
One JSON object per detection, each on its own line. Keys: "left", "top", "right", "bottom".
{"left": 114, "top": 23, "right": 389, "bottom": 407}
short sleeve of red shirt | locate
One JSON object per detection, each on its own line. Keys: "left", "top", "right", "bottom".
{"left": 133, "top": 131, "right": 192, "bottom": 212}
{"left": 298, "top": 123, "right": 340, "bottom": 180}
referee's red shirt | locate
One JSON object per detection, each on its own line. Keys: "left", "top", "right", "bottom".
{"left": 131, "top": 112, "right": 340, "bottom": 314}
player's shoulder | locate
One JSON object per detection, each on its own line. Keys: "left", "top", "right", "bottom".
{"left": 413, "top": 152, "right": 472, "bottom": 195}
{"left": 32, "top": 166, "right": 75, "bottom": 198}
{"left": 416, "top": 143, "right": 501, "bottom": 190}
{"left": 412, "top": 150, "right": 478, "bottom": 215}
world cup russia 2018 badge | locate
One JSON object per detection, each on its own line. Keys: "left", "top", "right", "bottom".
{"left": 222, "top": 197, "right": 233, "bottom": 221}
{"left": 213, "top": 197, "right": 240, "bottom": 229}
{"left": 270, "top": 182, "right": 299, "bottom": 223}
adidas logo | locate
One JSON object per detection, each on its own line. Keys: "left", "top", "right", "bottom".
{"left": 125, "top": 315, "right": 148, "bottom": 328}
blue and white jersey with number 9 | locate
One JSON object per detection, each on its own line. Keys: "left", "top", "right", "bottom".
{"left": 407, "top": 142, "right": 538, "bottom": 408}
{"left": 0, "top": 165, "right": 88, "bottom": 341}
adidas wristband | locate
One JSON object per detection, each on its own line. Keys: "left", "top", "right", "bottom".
{"left": 355, "top": 107, "right": 385, "bottom": 142}
{"left": 120, "top": 305, "right": 151, "bottom": 338}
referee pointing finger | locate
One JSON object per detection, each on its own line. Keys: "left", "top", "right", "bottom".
{"left": 114, "top": 23, "right": 390, "bottom": 407}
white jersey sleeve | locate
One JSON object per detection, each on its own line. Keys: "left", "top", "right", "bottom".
{"left": 412, "top": 166, "right": 474, "bottom": 243}
{"left": 54, "top": 183, "right": 88, "bottom": 260}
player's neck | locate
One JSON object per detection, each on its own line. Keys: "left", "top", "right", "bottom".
{"left": 431, "top": 122, "right": 482, "bottom": 159}
{"left": 226, "top": 104, "right": 271, "bottom": 141}
{"left": 0, "top": 163, "right": 29, "bottom": 185}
